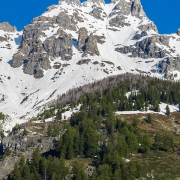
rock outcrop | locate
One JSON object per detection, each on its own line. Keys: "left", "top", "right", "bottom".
{"left": 78, "top": 27, "right": 88, "bottom": 51}
{"left": 109, "top": 0, "right": 131, "bottom": 27}
{"left": 138, "top": 22, "right": 158, "bottom": 33}
{"left": 12, "top": 27, "right": 72, "bottom": 78}
{"left": 158, "top": 57, "right": 180, "bottom": 79}
{"left": 78, "top": 28, "right": 99, "bottom": 56}
{"left": 0, "top": 22, "right": 16, "bottom": 32}
{"left": 43, "top": 29, "right": 73, "bottom": 60}
{"left": 87, "top": 0, "right": 105, "bottom": 5}
{"left": 2, "top": 135, "right": 57, "bottom": 153}
{"left": 84, "top": 33, "right": 99, "bottom": 56}
{"left": 90, "top": 6, "right": 107, "bottom": 20}
{"left": 132, "top": 31, "right": 147, "bottom": 40}
{"left": 116, "top": 35, "right": 170, "bottom": 59}
{"left": 131, "top": 0, "right": 146, "bottom": 18}
{"left": 178, "top": 28, "right": 180, "bottom": 36}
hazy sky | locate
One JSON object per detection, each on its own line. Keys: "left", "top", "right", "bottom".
{"left": 0, "top": 0, "right": 179, "bottom": 34}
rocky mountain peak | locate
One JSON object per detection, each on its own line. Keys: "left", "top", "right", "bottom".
{"left": 0, "top": 22, "right": 16, "bottom": 32}
{"left": 58, "top": 0, "right": 81, "bottom": 5}
{"left": 10, "top": 0, "right": 178, "bottom": 80}
{"left": 131, "top": 0, "right": 146, "bottom": 18}
{"left": 87, "top": 0, "right": 105, "bottom": 5}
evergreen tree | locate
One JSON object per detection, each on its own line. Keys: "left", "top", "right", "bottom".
{"left": 31, "top": 148, "right": 41, "bottom": 169}
{"left": 146, "top": 114, "right": 152, "bottom": 124}
{"left": 98, "top": 164, "right": 112, "bottom": 180}
{"left": 22, "top": 129, "right": 28, "bottom": 136}
{"left": 22, "top": 164, "right": 31, "bottom": 180}
{"left": 47, "top": 125, "right": 52, "bottom": 137}
{"left": 141, "top": 134, "right": 152, "bottom": 153}
{"left": 18, "top": 155, "right": 25, "bottom": 173}
{"left": 155, "top": 104, "right": 160, "bottom": 112}
{"left": 32, "top": 169, "right": 42, "bottom": 180}
{"left": 12, "top": 163, "right": 22, "bottom": 180}
{"left": 128, "top": 161, "right": 137, "bottom": 179}
{"left": 163, "top": 133, "right": 174, "bottom": 152}
{"left": 76, "top": 168, "right": 88, "bottom": 180}
{"left": 153, "top": 133, "right": 163, "bottom": 150}
{"left": 39, "top": 157, "right": 48, "bottom": 179}
{"left": 53, "top": 124, "right": 59, "bottom": 137}
{"left": 113, "top": 168, "right": 121, "bottom": 180}
{"left": 126, "top": 132, "right": 139, "bottom": 155}
{"left": 166, "top": 105, "right": 170, "bottom": 115}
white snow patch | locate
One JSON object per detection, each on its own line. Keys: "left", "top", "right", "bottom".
{"left": 115, "top": 103, "right": 179, "bottom": 116}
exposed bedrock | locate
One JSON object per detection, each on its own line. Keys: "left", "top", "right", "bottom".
{"left": 12, "top": 27, "right": 73, "bottom": 78}
{"left": 115, "top": 35, "right": 170, "bottom": 59}
{"left": 78, "top": 27, "right": 99, "bottom": 56}
{"left": 0, "top": 22, "right": 16, "bottom": 32}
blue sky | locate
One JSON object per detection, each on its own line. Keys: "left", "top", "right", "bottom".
{"left": 0, "top": 0, "right": 179, "bottom": 34}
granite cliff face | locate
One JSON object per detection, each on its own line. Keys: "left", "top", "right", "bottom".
{"left": 0, "top": 0, "right": 180, "bottom": 130}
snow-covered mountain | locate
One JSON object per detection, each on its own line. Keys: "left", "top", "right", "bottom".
{"left": 0, "top": 0, "right": 180, "bottom": 131}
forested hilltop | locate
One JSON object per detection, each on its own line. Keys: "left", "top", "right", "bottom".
{"left": 55, "top": 73, "right": 180, "bottom": 112}
{"left": 3, "top": 74, "right": 180, "bottom": 180}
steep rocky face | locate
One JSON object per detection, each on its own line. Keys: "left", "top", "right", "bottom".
{"left": 55, "top": 12, "right": 77, "bottom": 31}
{"left": 78, "top": 28, "right": 99, "bottom": 56}
{"left": 90, "top": 5, "right": 107, "bottom": 20}
{"left": 84, "top": 33, "right": 99, "bottom": 56}
{"left": 12, "top": 27, "right": 73, "bottom": 78}
{"left": 116, "top": 35, "right": 170, "bottom": 59}
{"left": 138, "top": 22, "right": 158, "bottom": 33}
{"left": 131, "top": 0, "right": 146, "bottom": 18}
{"left": 109, "top": 0, "right": 131, "bottom": 27}
{"left": 158, "top": 57, "right": 180, "bottom": 80}
{"left": 11, "top": 5, "right": 80, "bottom": 78}
{"left": 132, "top": 31, "right": 147, "bottom": 40}
{"left": 78, "top": 27, "right": 88, "bottom": 51}
{"left": 43, "top": 29, "right": 73, "bottom": 60}
{"left": 85, "top": 0, "right": 105, "bottom": 5}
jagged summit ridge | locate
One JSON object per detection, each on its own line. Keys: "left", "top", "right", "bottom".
{"left": 11, "top": 0, "right": 159, "bottom": 78}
